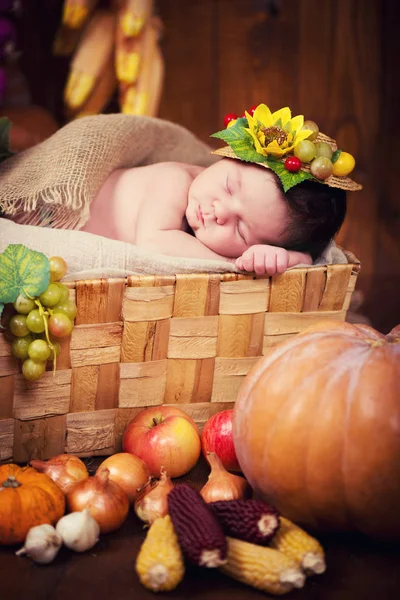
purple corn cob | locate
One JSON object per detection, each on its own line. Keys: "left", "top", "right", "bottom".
{"left": 168, "top": 483, "right": 227, "bottom": 568}
{"left": 210, "top": 499, "right": 280, "bottom": 545}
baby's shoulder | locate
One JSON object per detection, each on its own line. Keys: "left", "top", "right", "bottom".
{"left": 148, "top": 161, "right": 196, "bottom": 181}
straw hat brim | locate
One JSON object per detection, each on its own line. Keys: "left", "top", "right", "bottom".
{"left": 212, "top": 132, "right": 362, "bottom": 192}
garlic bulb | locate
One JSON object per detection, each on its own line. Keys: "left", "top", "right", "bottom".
{"left": 15, "top": 524, "right": 62, "bottom": 565}
{"left": 56, "top": 508, "right": 100, "bottom": 552}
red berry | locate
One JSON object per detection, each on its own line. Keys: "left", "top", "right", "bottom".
{"left": 223, "top": 112, "right": 238, "bottom": 128}
{"left": 241, "top": 105, "right": 259, "bottom": 118}
{"left": 285, "top": 156, "right": 302, "bottom": 173}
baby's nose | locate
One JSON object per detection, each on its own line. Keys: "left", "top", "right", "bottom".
{"left": 214, "top": 201, "right": 231, "bottom": 225}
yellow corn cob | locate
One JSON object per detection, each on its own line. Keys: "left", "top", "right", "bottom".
{"left": 118, "top": 0, "right": 153, "bottom": 37}
{"left": 68, "top": 55, "right": 117, "bottom": 120}
{"left": 64, "top": 9, "right": 116, "bottom": 110}
{"left": 270, "top": 517, "right": 326, "bottom": 575}
{"left": 119, "top": 19, "right": 161, "bottom": 115}
{"left": 115, "top": 23, "right": 143, "bottom": 84}
{"left": 62, "top": 0, "right": 99, "bottom": 30}
{"left": 220, "top": 537, "right": 305, "bottom": 596}
{"left": 119, "top": 84, "right": 136, "bottom": 114}
{"left": 136, "top": 515, "right": 185, "bottom": 592}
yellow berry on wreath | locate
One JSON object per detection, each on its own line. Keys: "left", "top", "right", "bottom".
{"left": 332, "top": 151, "right": 356, "bottom": 177}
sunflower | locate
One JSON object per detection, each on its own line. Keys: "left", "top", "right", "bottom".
{"left": 245, "top": 104, "right": 313, "bottom": 158}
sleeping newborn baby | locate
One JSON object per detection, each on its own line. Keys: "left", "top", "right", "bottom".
{"left": 80, "top": 158, "right": 346, "bottom": 276}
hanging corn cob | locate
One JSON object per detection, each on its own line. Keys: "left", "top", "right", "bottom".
{"left": 115, "top": 20, "right": 144, "bottom": 85}
{"left": 117, "top": 0, "right": 153, "bottom": 38}
{"left": 119, "top": 18, "right": 163, "bottom": 116}
{"left": 64, "top": 9, "right": 116, "bottom": 111}
{"left": 270, "top": 517, "right": 326, "bottom": 576}
{"left": 220, "top": 537, "right": 306, "bottom": 595}
{"left": 135, "top": 515, "right": 185, "bottom": 592}
{"left": 67, "top": 55, "right": 117, "bottom": 120}
{"left": 62, "top": 0, "right": 99, "bottom": 30}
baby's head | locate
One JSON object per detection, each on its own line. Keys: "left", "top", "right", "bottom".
{"left": 185, "top": 158, "right": 346, "bottom": 260}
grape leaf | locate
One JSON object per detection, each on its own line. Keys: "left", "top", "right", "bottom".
{"left": 0, "top": 244, "right": 50, "bottom": 304}
{"left": 265, "top": 157, "right": 316, "bottom": 192}
{"left": 331, "top": 149, "right": 342, "bottom": 164}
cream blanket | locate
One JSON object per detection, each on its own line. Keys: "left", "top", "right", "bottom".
{"left": 0, "top": 219, "right": 348, "bottom": 280}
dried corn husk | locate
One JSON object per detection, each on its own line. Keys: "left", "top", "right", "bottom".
{"left": 67, "top": 55, "right": 117, "bottom": 120}
{"left": 119, "top": 19, "right": 163, "bottom": 116}
{"left": 64, "top": 9, "right": 116, "bottom": 110}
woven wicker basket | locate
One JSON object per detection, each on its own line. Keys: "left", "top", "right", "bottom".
{"left": 0, "top": 251, "right": 360, "bottom": 464}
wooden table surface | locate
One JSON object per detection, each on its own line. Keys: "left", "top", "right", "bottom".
{"left": 1, "top": 457, "right": 399, "bottom": 600}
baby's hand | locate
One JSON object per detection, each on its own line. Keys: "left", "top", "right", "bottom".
{"left": 236, "top": 245, "right": 312, "bottom": 276}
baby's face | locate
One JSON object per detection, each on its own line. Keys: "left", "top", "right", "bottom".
{"left": 186, "top": 159, "right": 289, "bottom": 258}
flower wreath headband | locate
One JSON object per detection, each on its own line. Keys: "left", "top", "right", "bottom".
{"left": 210, "top": 104, "right": 362, "bottom": 193}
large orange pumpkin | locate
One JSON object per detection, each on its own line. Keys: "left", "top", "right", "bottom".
{"left": 0, "top": 464, "right": 65, "bottom": 545}
{"left": 233, "top": 321, "right": 400, "bottom": 540}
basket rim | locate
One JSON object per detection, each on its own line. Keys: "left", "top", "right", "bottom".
{"left": 63, "top": 255, "right": 361, "bottom": 287}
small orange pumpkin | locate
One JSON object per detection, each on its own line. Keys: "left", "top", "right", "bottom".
{"left": 0, "top": 463, "right": 65, "bottom": 545}
{"left": 233, "top": 321, "right": 400, "bottom": 540}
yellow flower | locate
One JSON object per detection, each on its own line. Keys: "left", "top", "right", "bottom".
{"left": 245, "top": 104, "right": 313, "bottom": 158}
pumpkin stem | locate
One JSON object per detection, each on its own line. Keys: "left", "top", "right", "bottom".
{"left": 1, "top": 475, "right": 22, "bottom": 488}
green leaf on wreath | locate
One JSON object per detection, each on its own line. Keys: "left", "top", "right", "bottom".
{"left": 331, "top": 149, "right": 342, "bottom": 164}
{"left": 265, "top": 158, "right": 317, "bottom": 192}
{"left": 211, "top": 118, "right": 262, "bottom": 163}
{"left": 0, "top": 244, "right": 50, "bottom": 304}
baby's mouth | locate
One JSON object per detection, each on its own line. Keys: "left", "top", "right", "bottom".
{"left": 197, "top": 206, "right": 204, "bottom": 225}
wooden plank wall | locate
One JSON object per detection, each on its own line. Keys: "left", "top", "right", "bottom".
{"left": 8, "top": 0, "right": 400, "bottom": 332}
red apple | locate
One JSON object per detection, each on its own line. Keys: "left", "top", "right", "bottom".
{"left": 122, "top": 406, "right": 201, "bottom": 478}
{"left": 201, "top": 409, "right": 241, "bottom": 472}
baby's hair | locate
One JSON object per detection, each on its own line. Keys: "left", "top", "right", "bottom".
{"left": 277, "top": 180, "right": 347, "bottom": 261}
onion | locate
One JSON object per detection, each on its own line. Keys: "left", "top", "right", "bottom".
{"left": 66, "top": 468, "right": 129, "bottom": 534}
{"left": 200, "top": 452, "right": 252, "bottom": 503}
{"left": 134, "top": 467, "right": 174, "bottom": 525}
{"left": 96, "top": 453, "right": 150, "bottom": 504}
{"left": 30, "top": 454, "right": 89, "bottom": 494}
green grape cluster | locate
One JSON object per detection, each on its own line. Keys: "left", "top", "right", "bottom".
{"left": 5, "top": 256, "right": 77, "bottom": 381}
{"left": 290, "top": 120, "right": 356, "bottom": 181}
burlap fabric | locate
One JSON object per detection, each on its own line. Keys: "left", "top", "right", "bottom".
{"left": 0, "top": 114, "right": 218, "bottom": 229}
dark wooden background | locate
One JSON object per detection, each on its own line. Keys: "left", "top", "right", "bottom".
{"left": 8, "top": 0, "right": 400, "bottom": 332}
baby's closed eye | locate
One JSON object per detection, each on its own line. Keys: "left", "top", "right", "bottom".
{"left": 236, "top": 219, "right": 247, "bottom": 243}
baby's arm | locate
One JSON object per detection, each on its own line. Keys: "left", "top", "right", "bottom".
{"left": 236, "top": 245, "right": 312, "bottom": 276}
{"left": 137, "top": 229, "right": 236, "bottom": 263}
